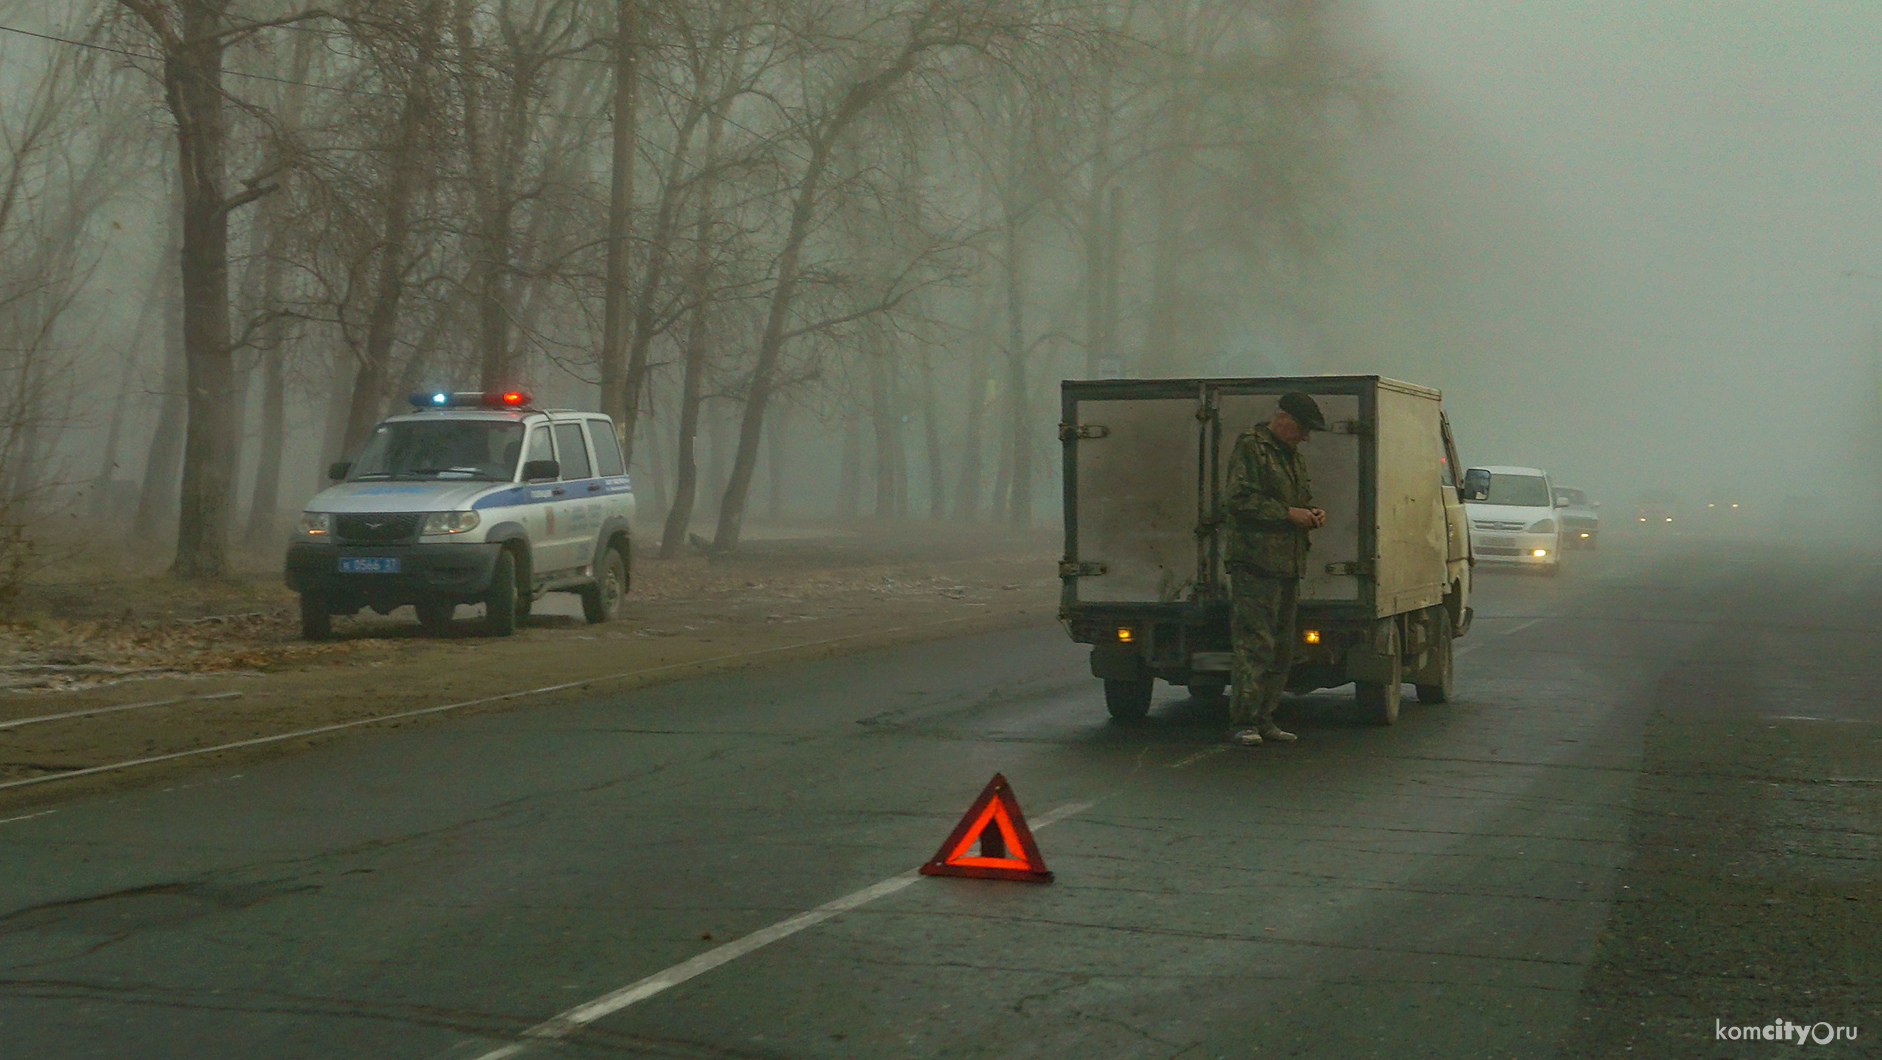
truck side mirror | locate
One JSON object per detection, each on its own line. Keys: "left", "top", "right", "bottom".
{"left": 522, "top": 459, "right": 559, "bottom": 482}
{"left": 1554, "top": 497, "right": 1570, "bottom": 508}
{"left": 328, "top": 461, "right": 351, "bottom": 481}
{"left": 1461, "top": 468, "right": 1491, "bottom": 502}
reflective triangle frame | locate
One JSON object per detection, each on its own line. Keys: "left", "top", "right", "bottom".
{"left": 919, "top": 773, "right": 1053, "bottom": 883}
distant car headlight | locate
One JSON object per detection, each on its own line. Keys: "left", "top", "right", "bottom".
{"left": 419, "top": 510, "right": 481, "bottom": 536}
{"left": 1526, "top": 518, "right": 1556, "bottom": 533}
{"left": 299, "top": 511, "right": 332, "bottom": 536}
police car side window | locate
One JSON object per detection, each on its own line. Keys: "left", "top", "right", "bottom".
{"left": 524, "top": 425, "right": 555, "bottom": 470}
{"left": 553, "top": 422, "right": 592, "bottom": 480}
{"left": 589, "top": 421, "right": 625, "bottom": 477}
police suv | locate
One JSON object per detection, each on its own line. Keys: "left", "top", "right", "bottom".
{"left": 285, "top": 389, "right": 634, "bottom": 639}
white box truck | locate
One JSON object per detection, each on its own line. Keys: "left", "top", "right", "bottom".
{"left": 1059, "top": 375, "right": 1476, "bottom": 725}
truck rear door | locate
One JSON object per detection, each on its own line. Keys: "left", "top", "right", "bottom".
{"left": 1060, "top": 382, "right": 1207, "bottom": 607}
{"left": 1207, "top": 383, "right": 1366, "bottom": 606}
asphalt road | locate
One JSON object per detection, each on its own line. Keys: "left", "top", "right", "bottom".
{"left": 1, "top": 535, "right": 1875, "bottom": 1059}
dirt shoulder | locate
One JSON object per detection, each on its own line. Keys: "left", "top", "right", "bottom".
{"left": 0, "top": 523, "right": 1062, "bottom": 812}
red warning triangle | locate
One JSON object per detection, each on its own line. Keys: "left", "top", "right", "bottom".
{"left": 919, "top": 773, "right": 1053, "bottom": 883}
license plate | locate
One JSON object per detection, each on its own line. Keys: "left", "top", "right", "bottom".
{"left": 339, "top": 556, "right": 401, "bottom": 574}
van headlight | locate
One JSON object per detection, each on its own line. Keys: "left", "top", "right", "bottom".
{"left": 298, "top": 511, "right": 332, "bottom": 536}
{"left": 1526, "top": 518, "right": 1556, "bottom": 533}
{"left": 419, "top": 510, "right": 481, "bottom": 536}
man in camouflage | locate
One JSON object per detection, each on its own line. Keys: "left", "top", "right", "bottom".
{"left": 1222, "top": 392, "right": 1327, "bottom": 746}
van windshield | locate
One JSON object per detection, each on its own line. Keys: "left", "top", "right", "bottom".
{"left": 1479, "top": 473, "right": 1552, "bottom": 507}
{"left": 350, "top": 421, "right": 523, "bottom": 482}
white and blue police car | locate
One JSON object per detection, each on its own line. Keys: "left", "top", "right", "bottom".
{"left": 285, "top": 389, "right": 635, "bottom": 639}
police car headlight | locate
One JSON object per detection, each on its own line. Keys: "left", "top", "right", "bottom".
{"left": 1526, "top": 518, "right": 1556, "bottom": 533}
{"left": 298, "top": 511, "right": 332, "bottom": 536}
{"left": 419, "top": 510, "right": 480, "bottom": 536}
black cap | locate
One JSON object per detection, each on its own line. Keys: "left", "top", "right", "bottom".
{"left": 1278, "top": 392, "right": 1328, "bottom": 432}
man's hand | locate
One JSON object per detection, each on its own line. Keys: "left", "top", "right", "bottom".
{"left": 1287, "top": 507, "right": 1326, "bottom": 529}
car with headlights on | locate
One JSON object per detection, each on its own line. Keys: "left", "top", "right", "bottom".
{"left": 1553, "top": 486, "right": 1600, "bottom": 549}
{"left": 285, "top": 389, "right": 634, "bottom": 639}
{"left": 1463, "top": 465, "right": 1562, "bottom": 574}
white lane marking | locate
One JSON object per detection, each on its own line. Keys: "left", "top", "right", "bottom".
{"left": 0, "top": 809, "right": 55, "bottom": 826}
{"left": 464, "top": 799, "right": 1100, "bottom": 1060}
{"left": 0, "top": 611, "right": 1046, "bottom": 793}
{"left": 1503, "top": 618, "right": 1543, "bottom": 636}
{"left": 1170, "top": 746, "right": 1228, "bottom": 769}
{"left": 0, "top": 692, "right": 242, "bottom": 731}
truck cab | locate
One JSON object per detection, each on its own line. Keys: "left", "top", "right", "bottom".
{"left": 285, "top": 390, "right": 634, "bottom": 639}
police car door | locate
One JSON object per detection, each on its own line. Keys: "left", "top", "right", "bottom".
{"left": 550, "top": 420, "right": 600, "bottom": 576}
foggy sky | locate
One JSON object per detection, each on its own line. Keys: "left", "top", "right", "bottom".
{"left": 1345, "top": 0, "right": 1882, "bottom": 514}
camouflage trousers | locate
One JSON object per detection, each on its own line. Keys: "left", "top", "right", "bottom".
{"left": 1228, "top": 571, "right": 1298, "bottom": 727}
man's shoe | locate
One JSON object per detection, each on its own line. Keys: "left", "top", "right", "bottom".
{"left": 1257, "top": 724, "right": 1297, "bottom": 743}
{"left": 1230, "top": 727, "right": 1264, "bottom": 746}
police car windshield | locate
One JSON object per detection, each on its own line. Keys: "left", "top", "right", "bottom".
{"left": 349, "top": 421, "right": 523, "bottom": 482}
{"left": 1477, "top": 474, "right": 1552, "bottom": 507}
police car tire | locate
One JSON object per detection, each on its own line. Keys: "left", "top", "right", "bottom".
{"left": 416, "top": 599, "right": 455, "bottom": 631}
{"left": 485, "top": 550, "right": 521, "bottom": 637}
{"left": 580, "top": 548, "right": 626, "bottom": 624}
{"left": 299, "top": 594, "right": 331, "bottom": 641}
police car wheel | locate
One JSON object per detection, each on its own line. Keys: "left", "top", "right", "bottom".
{"left": 299, "top": 594, "right": 331, "bottom": 641}
{"left": 415, "top": 599, "right": 455, "bottom": 632}
{"left": 580, "top": 548, "right": 626, "bottom": 624}
{"left": 485, "top": 550, "right": 521, "bottom": 636}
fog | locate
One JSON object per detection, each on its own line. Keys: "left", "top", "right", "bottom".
{"left": 1335, "top": 0, "right": 1882, "bottom": 519}
{"left": 0, "top": 0, "right": 1877, "bottom": 578}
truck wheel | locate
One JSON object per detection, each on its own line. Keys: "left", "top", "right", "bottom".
{"left": 1354, "top": 625, "right": 1403, "bottom": 725}
{"left": 415, "top": 599, "right": 455, "bottom": 633}
{"left": 1414, "top": 608, "right": 1454, "bottom": 705}
{"left": 580, "top": 548, "right": 626, "bottom": 624}
{"left": 1186, "top": 676, "right": 1227, "bottom": 701}
{"left": 1103, "top": 678, "right": 1154, "bottom": 723}
{"left": 485, "top": 550, "right": 521, "bottom": 637}
{"left": 299, "top": 593, "right": 331, "bottom": 641}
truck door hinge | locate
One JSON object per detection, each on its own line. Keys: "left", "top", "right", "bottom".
{"left": 1324, "top": 560, "right": 1373, "bottom": 577}
{"left": 1059, "top": 423, "right": 1109, "bottom": 442}
{"left": 1060, "top": 560, "right": 1109, "bottom": 577}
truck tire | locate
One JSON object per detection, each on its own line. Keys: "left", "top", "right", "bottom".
{"left": 580, "top": 548, "right": 626, "bottom": 624}
{"left": 1354, "top": 624, "right": 1402, "bottom": 725}
{"left": 1186, "top": 676, "right": 1227, "bottom": 701}
{"left": 1103, "top": 678, "right": 1154, "bottom": 722}
{"left": 415, "top": 599, "right": 455, "bottom": 633}
{"left": 485, "top": 550, "right": 521, "bottom": 637}
{"left": 1414, "top": 608, "right": 1454, "bottom": 705}
{"left": 299, "top": 593, "right": 331, "bottom": 641}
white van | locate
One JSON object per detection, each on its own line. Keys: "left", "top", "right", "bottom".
{"left": 1462, "top": 465, "right": 1562, "bottom": 575}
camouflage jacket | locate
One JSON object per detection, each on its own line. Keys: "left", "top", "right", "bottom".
{"left": 1223, "top": 423, "right": 1313, "bottom": 576}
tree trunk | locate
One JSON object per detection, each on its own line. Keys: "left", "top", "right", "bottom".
{"left": 765, "top": 404, "right": 787, "bottom": 522}
{"left": 837, "top": 417, "right": 862, "bottom": 520}
{"left": 167, "top": 4, "right": 241, "bottom": 578}
{"left": 1002, "top": 211, "right": 1031, "bottom": 528}
{"left": 919, "top": 348, "right": 945, "bottom": 520}
{"left": 867, "top": 322, "right": 906, "bottom": 520}
{"left": 598, "top": 0, "right": 638, "bottom": 445}
{"left": 953, "top": 311, "right": 990, "bottom": 522}
{"left": 243, "top": 339, "right": 285, "bottom": 545}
